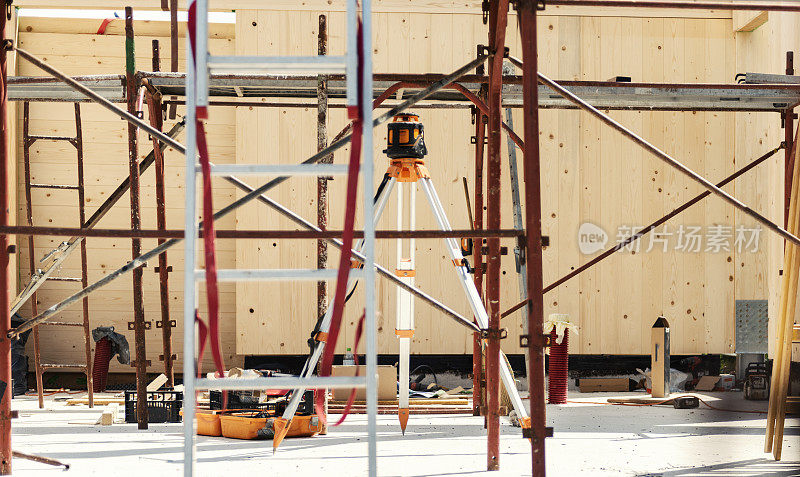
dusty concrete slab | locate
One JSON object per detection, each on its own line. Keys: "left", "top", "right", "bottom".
{"left": 8, "top": 391, "right": 800, "bottom": 476}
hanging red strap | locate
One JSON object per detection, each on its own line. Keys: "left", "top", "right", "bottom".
{"left": 187, "top": 1, "right": 225, "bottom": 381}
{"left": 315, "top": 10, "right": 365, "bottom": 427}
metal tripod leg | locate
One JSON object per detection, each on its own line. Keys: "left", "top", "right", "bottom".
{"left": 418, "top": 176, "right": 528, "bottom": 419}
{"left": 395, "top": 182, "right": 416, "bottom": 434}
{"left": 278, "top": 176, "right": 397, "bottom": 428}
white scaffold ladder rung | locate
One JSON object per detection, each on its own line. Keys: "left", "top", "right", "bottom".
{"left": 194, "top": 268, "right": 360, "bottom": 282}
{"left": 195, "top": 376, "right": 367, "bottom": 391}
{"left": 207, "top": 55, "right": 347, "bottom": 74}
{"left": 202, "top": 164, "right": 350, "bottom": 177}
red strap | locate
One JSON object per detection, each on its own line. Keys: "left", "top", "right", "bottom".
{"left": 188, "top": 2, "right": 225, "bottom": 381}
{"left": 96, "top": 17, "right": 115, "bottom": 35}
{"left": 315, "top": 12, "right": 365, "bottom": 427}
{"left": 196, "top": 121, "right": 226, "bottom": 378}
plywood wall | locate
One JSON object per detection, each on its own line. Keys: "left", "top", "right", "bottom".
{"left": 16, "top": 9, "right": 793, "bottom": 372}
{"left": 15, "top": 18, "right": 243, "bottom": 373}
{"left": 233, "top": 8, "right": 781, "bottom": 358}
{"left": 733, "top": 12, "right": 800, "bottom": 359}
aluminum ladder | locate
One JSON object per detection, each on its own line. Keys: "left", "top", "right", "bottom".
{"left": 182, "top": 1, "right": 377, "bottom": 475}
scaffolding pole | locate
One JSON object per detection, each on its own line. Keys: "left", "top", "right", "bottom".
{"left": 0, "top": 2, "right": 12, "bottom": 472}
{"left": 517, "top": 3, "right": 547, "bottom": 476}
{"left": 148, "top": 39, "right": 175, "bottom": 388}
{"left": 125, "top": 7, "right": 149, "bottom": 430}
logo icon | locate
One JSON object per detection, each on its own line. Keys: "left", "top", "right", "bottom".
{"left": 578, "top": 222, "right": 608, "bottom": 255}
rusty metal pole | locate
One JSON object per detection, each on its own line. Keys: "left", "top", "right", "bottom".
{"left": 472, "top": 106, "right": 487, "bottom": 418}
{"left": 74, "top": 103, "right": 94, "bottom": 407}
{"left": 150, "top": 40, "right": 174, "bottom": 388}
{"left": 517, "top": 2, "right": 547, "bottom": 476}
{"left": 125, "top": 8, "right": 149, "bottom": 430}
{"left": 485, "top": 0, "right": 510, "bottom": 471}
{"left": 0, "top": 2, "right": 12, "bottom": 472}
{"left": 167, "top": 0, "right": 178, "bottom": 119}
{"left": 785, "top": 51, "right": 794, "bottom": 229}
{"left": 316, "top": 14, "right": 330, "bottom": 349}
{"left": 315, "top": 14, "right": 330, "bottom": 436}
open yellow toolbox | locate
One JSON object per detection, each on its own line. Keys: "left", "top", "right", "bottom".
{"left": 219, "top": 413, "right": 321, "bottom": 440}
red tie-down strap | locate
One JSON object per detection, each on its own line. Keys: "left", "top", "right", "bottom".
{"left": 315, "top": 10, "right": 365, "bottom": 428}
{"left": 187, "top": 1, "right": 225, "bottom": 390}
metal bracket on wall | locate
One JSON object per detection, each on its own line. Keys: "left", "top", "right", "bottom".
{"left": 519, "top": 333, "right": 552, "bottom": 348}
{"left": 128, "top": 321, "right": 152, "bottom": 330}
{"left": 522, "top": 427, "right": 554, "bottom": 439}
{"left": 156, "top": 320, "right": 176, "bottom": 329}
{"left": 481, "top": 328, "right": 508, "bottom": 341}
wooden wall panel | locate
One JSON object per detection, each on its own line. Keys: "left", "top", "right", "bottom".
{"left": 16, "top": 9, "right": 789, "bottom": 369}
{"left": 234, "top": 10, "right": 761, "bottom": 358}
{"left": 734, "top": 13, "right": 800, "bottom": 358}
{"left": 15, "top": 20, "right": 243, "bottom": 373}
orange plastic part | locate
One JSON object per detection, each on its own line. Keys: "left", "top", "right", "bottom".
{"left": 519, "top": 416, "right": 531, "bottom": 441}
{"left": 197, "top": 412, "right": 222, "bottom": 437}
{"left": 398, "top": 408, "right": 410, "bottom": 435}
{"left": 219, "top": 414, "right": 321, "bottom": 442}
{"left": 387, "top": 158, "right": 430, "bottom": 182}
{"left": 220, "top": 414, "right": 268, "bottom": 440}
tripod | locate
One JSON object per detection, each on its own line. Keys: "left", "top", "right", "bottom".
{"left": 272, "top": 115, "right": 528, "bottom": 447}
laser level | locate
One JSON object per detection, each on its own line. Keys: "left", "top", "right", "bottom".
{"left": 384, "top": 113, "right": 427, "bottom": 159}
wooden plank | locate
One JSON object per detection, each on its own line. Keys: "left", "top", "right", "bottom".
{"left": 19, "top": 17, "right": 234, "bottom": 38}
{"left": 682, "top": 18, "right": 706, "bottom": 355}
{"left": 578, "top": 15, "right": 603, "bottom": 354}
{"left": 556, "top": 15, "right": 581, "bottom": 348}
{"left": 733, "top": 10, "right": 768, "bottom": 32}
{"left": 703, "top": 18, "right": 735, "bottom": 353}
{"left": 661, "top": 17, "right": 685, "bottom": 353}
{"left": 641, "top": 16, "right": 665, "bottom": 356}
{"left": 14, "top": 0, "right": 733, "bottom": 18}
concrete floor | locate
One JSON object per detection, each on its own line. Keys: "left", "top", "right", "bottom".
{"left": 8, "top": 391, "right": 800, "bottom": 476}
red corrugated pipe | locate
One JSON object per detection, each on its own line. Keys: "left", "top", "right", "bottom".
{"left": 92, "top": 337, "right": 112, "bottom": 393}
{"left": 548, "top": 329, "right": 568, "bottom": 404}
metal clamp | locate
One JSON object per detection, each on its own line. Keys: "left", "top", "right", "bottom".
{"left": 519, "top": 333, "right": 553, "bottom": 348}
{"left": 481, "top": 328, "right": 507, "bottom": 340}
{"left": 128, "top": 321, "right": 152, "bottom": 330}
{"left": 130, "top": 359, "right": 152, "bottom": 368}
{"left": 158, "top": 353, "right": 177, "bottom": 361}
{"left": 522, "top": 426, "right": 553, "bottom": 439}
{"left": 154, "top": 265, "right": 173, "bottom": 273}
{"left": 155, "top": 320, "right": 176, "bottom": 329}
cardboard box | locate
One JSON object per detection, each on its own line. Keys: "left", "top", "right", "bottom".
{"left": 331, "top": 365, "right": 396, "bottom": 401}
{"left": 695, "top": 375, "right": 719, "bottom": 391}
{"left": 577, "top": 377, "right": 633, "bottom": 393}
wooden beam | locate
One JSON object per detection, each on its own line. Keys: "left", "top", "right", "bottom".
{"left": 14, "top": 0, "right": 731, "bottom": 18}
{"left": 733, "top": 10, "right": 768, "bottom": 32}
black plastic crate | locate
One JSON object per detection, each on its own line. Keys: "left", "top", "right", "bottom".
{"left": 124, "top": 390, "right": 182, "bottom": 424}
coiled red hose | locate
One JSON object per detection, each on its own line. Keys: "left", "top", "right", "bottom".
{"left": 548, "top": 329, "right": 568, "bottom": 404}
{"left": 92, "top": 337, "right": 112, "bottom": 393}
